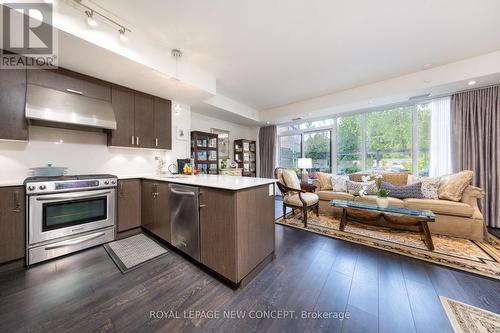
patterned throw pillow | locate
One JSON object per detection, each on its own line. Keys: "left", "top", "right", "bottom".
{"left": 407, "top": 175, "right": 440, "bottom": 199}
{"left": 380, "top": 181, "right": 424, "bottom": 199}
{"left": 316, "top": 172, "right": 333, "bottom": 190}
{"left": 331, "top": 175, "right": 349, "bottom": 192}
{"left": 346, "top": 180, "right": 378, "bottom": 196}
{"left": 438, "top": 170, "right": 474, "bottom": 202}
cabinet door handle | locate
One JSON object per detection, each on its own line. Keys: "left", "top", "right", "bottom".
{"left": 131, "top": 136, "right": 135, "bottom": 145}
{"left": 199, "top": 204, "right": 207, "bottom": 209}
{"left": 13, "top": 191, "right": 21, "bottom": 213}
{"left": 155, "top": 138, "right": 159, "bottom": 147}
{"left": 136, "top": 136, "right": 140, "bottom": 146}
{"left": 119, "top": 183, "right": 124, "bottom": 196}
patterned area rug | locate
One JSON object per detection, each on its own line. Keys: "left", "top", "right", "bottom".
{"left": 276, "top": 213, "right": 500, "bottom": 280}
{"left": 104, "top": 234, "right": 168, "bottom": 274}
{"left": 440, "top": 297, "right": 500, "bottom": 333}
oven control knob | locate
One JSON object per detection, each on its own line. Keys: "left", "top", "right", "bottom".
{"left": 104, "top": 181, "right": 109, "bottom": 185}
{"left": 28, "top": 185, "right": 35, "bottom": 191}
{"left": 39, "top": 185, "right": 46, "bottom": 190}
{"left": 111, "top": 180, "right": 116, "bottom": 185}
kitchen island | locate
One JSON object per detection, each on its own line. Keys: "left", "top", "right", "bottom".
{"left": 117, "top": 174, "right": 277, "bottom": 287}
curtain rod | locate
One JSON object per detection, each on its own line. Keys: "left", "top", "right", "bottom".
{"left": 453, "top": 83, "right": 500, "bottom": 95}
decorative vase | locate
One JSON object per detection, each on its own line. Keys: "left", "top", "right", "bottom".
{"left": 376, "top": 197, "right": 389, "bottom": 209}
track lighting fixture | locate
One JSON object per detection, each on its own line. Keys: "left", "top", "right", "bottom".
{"left": 85, "top": 10, "right": 97, "bottom": 27}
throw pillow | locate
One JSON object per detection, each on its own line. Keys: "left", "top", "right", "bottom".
{"left": 316, "top": 172, "right": 333, "bottom": 190}
{"left": 407, "top": 175, "right": 440, "bottom": 199}
{"left": 331, "top": 175, "right": 349, "bottom": 192}
{"left": 438, "top": 170, "right": 474, "bottom": 202}
{"left": 346, "top": 180, "right": 378, "bottom": 196}
{"left": 380, "top": 181, "right": 424, "bottom": 199}
{"left": 282, "top": 169, "right": 301, "bottom": 190}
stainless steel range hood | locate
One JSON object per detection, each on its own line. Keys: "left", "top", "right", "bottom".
{"left": 25, "top": 84, "right": 117, "bottom": 130}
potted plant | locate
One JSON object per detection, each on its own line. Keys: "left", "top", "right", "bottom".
{"left": 376, "top": 189, "right": 390, "bottom": 208}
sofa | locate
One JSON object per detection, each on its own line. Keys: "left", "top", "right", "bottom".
{"left": 312, "top": 172, "right": 486, "bottom": 240}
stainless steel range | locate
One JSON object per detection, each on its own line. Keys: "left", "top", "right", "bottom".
{"left": 25, "top": 174, "right": 117, "bottom": 265}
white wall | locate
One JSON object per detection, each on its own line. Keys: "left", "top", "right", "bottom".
{"left": 0, "top": 104, "right": 191, "bottom": 182}
{"left": 190, "top": 111, "right": 259, "bottom": 162}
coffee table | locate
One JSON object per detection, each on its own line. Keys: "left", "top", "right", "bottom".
{"left": 330, "top": 200, "right": 436, "bottom": 250}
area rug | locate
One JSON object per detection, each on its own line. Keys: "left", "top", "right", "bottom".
{"left": 276, "top": 213, "right": 500, "bottom": 280}
{"left": 104, "top": 234, "right": 168, "bottom": 274}
{"left": 440, "top": 296, "right": 500, "bottom": 333}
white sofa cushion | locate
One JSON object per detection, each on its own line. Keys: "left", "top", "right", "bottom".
{"left": 284, "top": 192, "right": 319, "bottom": 206}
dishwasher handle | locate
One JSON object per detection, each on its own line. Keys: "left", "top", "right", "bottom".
{"left": 170, "top": 188, "right": 196, "bottom": 197}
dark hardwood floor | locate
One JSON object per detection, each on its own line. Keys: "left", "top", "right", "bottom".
{"left": 1, "top": 202, "right": 499, "bottom": 333}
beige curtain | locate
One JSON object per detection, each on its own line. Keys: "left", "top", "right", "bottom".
{"left": 451, "top": 85, "right": 500, "bottom": 228}
{"left": 258, "top": 125, "right": 277, "bottom": 179}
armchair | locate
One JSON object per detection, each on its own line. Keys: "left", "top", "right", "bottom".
{"left": 275, "top": 167, "right": 319, "bottom": 227}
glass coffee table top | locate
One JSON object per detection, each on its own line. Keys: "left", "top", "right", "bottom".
{"left": 330, "top": 200, "right": 435, "bottom": 219}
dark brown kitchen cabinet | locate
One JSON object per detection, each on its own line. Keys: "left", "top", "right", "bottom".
{"left": 117, "top": 180, "right": 141, "bottom": 232}
{"left": 0, "top": 66, "right": 28, "bottom": 141}
{"left": 154, "top": 97, "right": 172, "bottom": 149}
{"left": 27, "top": 68, "right": 111, "bottom": 101}
{"left": 108, "top": 85, "right": 135, "bottom": 147}
{"left": 0, "top": 186, "right": 25, "bottom": 264}
{"left": 200, "top": 188, "right": 237, "bottom": 282}
{"left": 141, "top": 180, "right": 170, "bottom": 242}
{"left": 134, "top": 92, "right": 156, "bottom": 148}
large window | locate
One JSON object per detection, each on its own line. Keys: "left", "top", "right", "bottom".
{"left": 337, "top": 115, "right": 362, "bottom": 174}
{"left": 277, "top": 98, "right": 446, "bottom": 175}
{"left": 366, "top": 106, "right": 412, "bottom": 172}
{"left": 304, "top": 130, "right": 331, "bottom": 172}
{"left": 279, "top": 135, "right": 301, "bottom": 170}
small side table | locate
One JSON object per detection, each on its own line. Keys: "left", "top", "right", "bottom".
{"left": 300, "top": 181, "right": 317, "bottom": 193}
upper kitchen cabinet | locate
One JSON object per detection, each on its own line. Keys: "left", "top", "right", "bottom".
{"left": 0, "top": 66, "right": 28, "bottom": 141}
{"left": 154, "top": 97, "right": 172, "bottom": 149}
{"left": 27, "top": 68, "right": 111, "bottom": 101}
{"left": 108, "top": 85, "right": 135, "bottom": 147}
{"left": 134, "top": 92, "right": 156, "bottom": 148}
{"left": 108, "top": 87, "right": 172, "bottom": 150}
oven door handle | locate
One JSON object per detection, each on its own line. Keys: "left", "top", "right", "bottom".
{"left": 36, "top": 191, "right": 112, "bottom": 201}
{"left": 44, "top": 232, "right": 106, "bottom": 250}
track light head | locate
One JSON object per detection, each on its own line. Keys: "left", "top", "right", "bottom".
{"left": 85, "top": 10, "right": 97, "bottom": 27}
{"left": 119, "top": 28, "right": 128, "bottom": 42}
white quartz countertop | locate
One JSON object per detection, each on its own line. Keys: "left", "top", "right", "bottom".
{"left": 0, "top": 174, "right": 276, "bottom": 191}
{"left": 117, "top": 174, "right": 276, "bottom": 190}
{"left": 0, "top": 179, "right": 25, "bottom": 187}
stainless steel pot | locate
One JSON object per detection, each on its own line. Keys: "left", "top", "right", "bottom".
{"left": 30, "top": 164, "right": 67, "bottom": 177}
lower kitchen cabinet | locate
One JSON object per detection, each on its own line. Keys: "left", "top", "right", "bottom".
{"left": 117, "top": 180, "right": 141, "bottom": 232}
{"left": 0, "top": 187, "right": 25, "bottom": 264}
{"left": 141, "top": 180, "right": 170, "bottom": 242}
{"left": 200, "top": 185, "right": 275, "bottom": 284}
{"left": 199, "top": 188, "right": 237, "bottom": 282}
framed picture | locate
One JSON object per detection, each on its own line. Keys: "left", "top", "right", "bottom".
{"left": 176, "top": 126, "right": 188, "bottom": 141}
{"left": 211, "top": 128, "right": 230, "bottom": 159}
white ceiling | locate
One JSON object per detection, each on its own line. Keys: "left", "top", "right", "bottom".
{"left": 90, "top": 0, "right": 500, "bottom": 110}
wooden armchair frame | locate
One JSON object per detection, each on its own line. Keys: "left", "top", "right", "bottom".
{"left": 275, "top": 167, "right": 319, "bottom": 227}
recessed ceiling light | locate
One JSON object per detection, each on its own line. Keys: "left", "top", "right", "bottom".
{"left": 468, "top": 80, "right": 477, "bottom": 86}
{"left": 266, "top": 121, "right": 270, "bottom": 124}
{"left": 422, "top": 63, "right": 433, "bottom": 70}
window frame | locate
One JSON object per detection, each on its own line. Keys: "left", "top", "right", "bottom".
{"left": 277, "top": 97, "right": 442, "bottom": 175}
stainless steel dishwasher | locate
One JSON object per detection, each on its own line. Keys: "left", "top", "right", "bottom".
{"left": 169, "top": 184, "right": 201, "bottom": 261}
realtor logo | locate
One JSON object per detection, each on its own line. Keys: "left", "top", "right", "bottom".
{"left": 1, "top": 1, "right": 58, "bottom": 69}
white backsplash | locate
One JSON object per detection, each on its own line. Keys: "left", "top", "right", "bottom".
{"left": 0, "top": 104, "right": 191, "bottom": 181}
